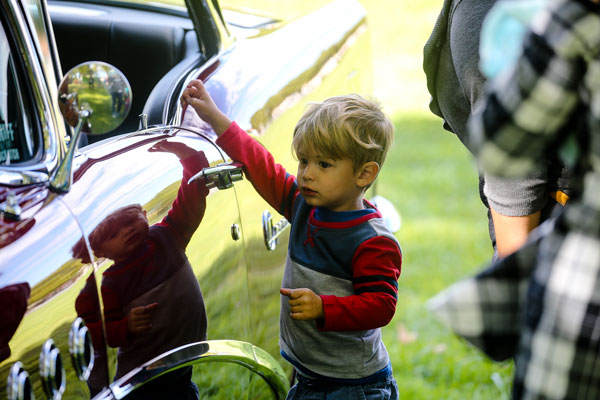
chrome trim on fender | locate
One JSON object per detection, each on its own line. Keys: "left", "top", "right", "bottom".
{"left": 68, "top": 317, "right": 95, "bottom": 382}
{"left": 6, "top": 361, "right": 34, "bottom": 400}
{"left": 262, "top": 210, "right": 290, "bottom": 251}
{"left": 39, "top": 338, "right": 66, "bottom": 399}
{"left": 109, "top": 340, "right": 289, "bottom": 399}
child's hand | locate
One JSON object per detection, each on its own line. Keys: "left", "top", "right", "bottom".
{"left": 180, "top": 79, "right": 232, "bottom": 136}
{"left": 280, "top": 288, "right": 324, "bottom": 321}
{"left": 127, "top": 302, "right": 158, "bottom": 335}
{"left": 148, "top": 139, "right": 197, "bottom": 160}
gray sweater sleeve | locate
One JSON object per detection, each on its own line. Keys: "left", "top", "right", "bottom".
{"left": 483, "top": 167, "right": 548, "bottom": 216}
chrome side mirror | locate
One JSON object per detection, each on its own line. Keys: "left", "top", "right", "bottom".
{"left": 58, "top": 61, "right": 132, "bottom": 135}
{"left": 50, "top": 62, "right": 132, "bottom": 193}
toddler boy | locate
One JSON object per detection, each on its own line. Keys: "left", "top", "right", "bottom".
{"left": 182, "top": 80, "right": 402, "bottom": 399}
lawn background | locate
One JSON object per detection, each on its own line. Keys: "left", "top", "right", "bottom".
{"left": 220, "top": 0, "right": 515, "bottom": 397}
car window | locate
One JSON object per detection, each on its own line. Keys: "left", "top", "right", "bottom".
{"left": 0, "top": 23, "right": 37, "bottom": 165}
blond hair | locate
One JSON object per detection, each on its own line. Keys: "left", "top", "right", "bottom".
{"left": 292, "top": 94, "right": 394, "bottom": 172}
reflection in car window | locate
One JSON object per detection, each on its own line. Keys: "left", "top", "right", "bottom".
{"left": 0, "top": 24, "right": 36, "bottom": 165}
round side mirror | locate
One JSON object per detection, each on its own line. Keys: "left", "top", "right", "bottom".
{"left": 58, "top": 61, "right": 132, "bottom": 135}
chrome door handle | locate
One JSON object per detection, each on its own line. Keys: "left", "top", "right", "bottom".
{"left": 263, "top": 210, "right": 290, "bottom": 251}
{"left": 188, "top": 162, "right": 243, "bottom": 190}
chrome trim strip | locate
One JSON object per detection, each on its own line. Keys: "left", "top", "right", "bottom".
{"left": 39, "top": 338, "right": 67, "bottom": 399}
{"left": 109, "top": 340, "right": 289, "bottom": 399}
{"left": 69, "top": 317, "right": 95, "bottom": 382}
{"left": 7, "top": 361, "right": 34, "bottom": 400}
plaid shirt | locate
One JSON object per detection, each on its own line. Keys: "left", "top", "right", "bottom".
{"left": 430, "top": 1, "right": 600, "bottom": 399}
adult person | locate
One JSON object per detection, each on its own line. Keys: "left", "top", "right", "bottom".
{"left": 432, "top": 0, "right": 600, "bottom": 397}
{"left": 423, "top": 0, "right": 572, "bottom": 258}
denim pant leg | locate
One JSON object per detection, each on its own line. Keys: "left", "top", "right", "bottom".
{"left": 286, "top": 374, "right": 399, "bottom": 400}
{"left": 355, "top": 375, "right": 399, "bottom": 400}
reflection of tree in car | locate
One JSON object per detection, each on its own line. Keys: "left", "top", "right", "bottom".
{"left": 72, "top": 140, "right": 210, "bottom": 399}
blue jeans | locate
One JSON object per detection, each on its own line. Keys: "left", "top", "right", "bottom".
{"left": 285, "top": 373, "right": 399, "bottom": 400}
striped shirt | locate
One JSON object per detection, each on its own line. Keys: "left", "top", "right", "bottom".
{"left": 217, "top": 122, "right": 402, "bottom": 380}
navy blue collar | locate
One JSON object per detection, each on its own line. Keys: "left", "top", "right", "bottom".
{"left": 313, "top": 206, "right": 375, "bottom": 222}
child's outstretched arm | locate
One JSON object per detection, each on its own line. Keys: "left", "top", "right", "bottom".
{"left": 181, "top": 79, "right": 298, "bottom": 220}
{"left": 181, "top": 79, "right": 231, "bottom": 136}
{"left": 148, "top": 139, "right": 211, "bottom": 248}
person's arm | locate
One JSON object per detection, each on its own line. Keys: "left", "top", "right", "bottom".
{"left": 216, "top": 123, "right": 298, "bottom": 220}
{"left": 182, "top": 79, "right": 298, "bottom": 219}
{"left": 491, "top": 208, "right": 541, "bottom": 258}
{"left": 281, "top": 237, "right": 402, "bottom": 331}
{"left": 483, "top": 169, "right": 548, "bottom": 257}
{"left": 152, "top": 141, "right": 210, "bottom": 248}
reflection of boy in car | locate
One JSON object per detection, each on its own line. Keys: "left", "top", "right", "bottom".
{"left": 73, "top": 139, "right": 210, "bottom": 399}
{"left": 182, "top": 80, "right": 402, "bottom": 399}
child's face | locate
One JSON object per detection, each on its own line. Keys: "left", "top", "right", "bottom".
{"left": 95, "top": 209, "right": 149, "bottom": 262}
{"left": 296, "top": 149, "right": 364, "bottom": 212}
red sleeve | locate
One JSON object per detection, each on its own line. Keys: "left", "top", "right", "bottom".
{"left": 157, "top": 151, "right": 210, "bottom": 248}
{"left": 101, "top": 286, "right": 131, "bottom": 348}
{"left": 318, "top": 236, "right": 402, "bottom": 331}
{"left": 216, "top": 122, "right": 298, "bottom": 220}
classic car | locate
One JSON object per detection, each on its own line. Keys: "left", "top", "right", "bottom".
{"left": 0, "top": 0, "right": 378, "bottom": 397}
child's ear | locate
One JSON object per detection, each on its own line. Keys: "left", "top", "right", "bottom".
{"left": 356, "top": 161, "right": 379, "bottom": 188}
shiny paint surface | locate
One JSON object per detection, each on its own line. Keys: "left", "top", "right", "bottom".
{"left": 0, "top": 0, "right": 372, "bottom": 397}
{"left": 0, "top": 192, "right": 96, "bottom": 397}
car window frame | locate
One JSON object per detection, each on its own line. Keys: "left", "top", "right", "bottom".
{"left": 0, "top": 0, "right": 67, "bottom": 184}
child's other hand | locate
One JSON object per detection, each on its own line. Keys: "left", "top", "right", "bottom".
{"left": 127, "top": 302, "right": 158, "bottom": 335}
{"left": 280, "top": 288, "right": 324, "bottom": 321}
{"left": 180, "top": 79, "right": 231, "bottom": 135}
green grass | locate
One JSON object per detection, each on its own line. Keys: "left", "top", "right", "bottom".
{"left": 214, "top": 0, "right": 516, "bottom": 397}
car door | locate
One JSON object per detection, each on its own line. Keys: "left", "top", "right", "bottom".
{"left": 64, "top": 127, "right": 254, "bottom": 397}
